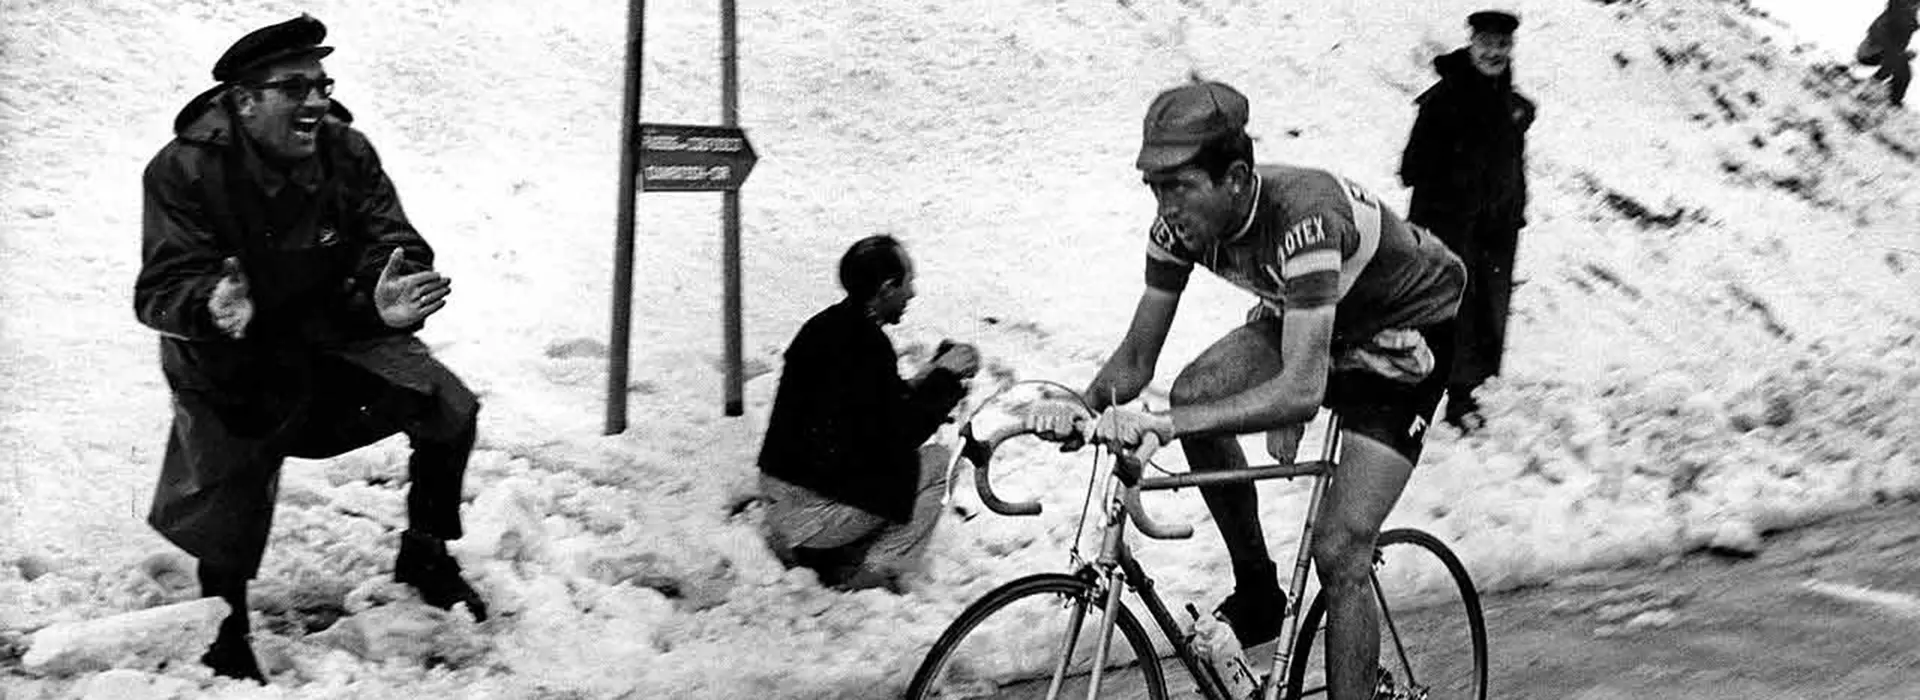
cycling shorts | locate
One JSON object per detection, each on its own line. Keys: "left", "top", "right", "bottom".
{"left": 1251, "top": 318, "right": 1449, "bottom": 464}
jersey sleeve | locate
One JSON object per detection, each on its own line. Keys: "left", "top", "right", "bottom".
{"left": 1144, "top": 218, "right": 1195, "bottom": 292}
{"left": 1276, "top": 212, "right": 1343, "bottom": 310}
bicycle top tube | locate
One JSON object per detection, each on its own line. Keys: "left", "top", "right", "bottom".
{"left": 1136, "top": 458, "right": 1331, "bottom": 492}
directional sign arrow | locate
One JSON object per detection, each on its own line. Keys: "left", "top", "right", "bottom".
{"left": 636, "top": 123, "right": 758, "bottom": 192}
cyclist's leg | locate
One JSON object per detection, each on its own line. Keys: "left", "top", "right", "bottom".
{"left": 1169, "top": 319, "right": 1286, "bottom": 612}
{"left": 1312, "top": 434, "right": 1414, "bottom": 700}
{"left": 1314, "top": 345, "right": 1447, "bottom": 699}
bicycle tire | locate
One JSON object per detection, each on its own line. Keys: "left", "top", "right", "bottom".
{"left": 1282, "top": 528, "right": 1488, "bottom": 700}
{"left": 906, "top": 572, "right": 1168, "bottom": 700}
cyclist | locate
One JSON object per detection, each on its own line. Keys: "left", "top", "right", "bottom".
{"left": 1034, "top": 80, "right": 1465, "bottom": 700}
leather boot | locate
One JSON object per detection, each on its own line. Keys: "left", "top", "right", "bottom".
{"left": 394, "top": 529, "right": 488, "bottom": 622}
{"left": 197, "top": 562, "right": 265, "bottom": 683}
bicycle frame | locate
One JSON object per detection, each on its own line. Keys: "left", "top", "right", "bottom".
{"left": 963, "top": 394, "right": 1345, "bottom": 700}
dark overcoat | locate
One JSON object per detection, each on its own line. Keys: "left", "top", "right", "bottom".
{"left": 135, "top": 92, "right": 473, "bottom": 575}
{"left": 1399, "top": 48, "right": 1535, "bottom": 386}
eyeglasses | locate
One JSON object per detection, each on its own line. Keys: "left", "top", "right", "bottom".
{"left": 251, "top": 75, "right": 335, "bottom": 100}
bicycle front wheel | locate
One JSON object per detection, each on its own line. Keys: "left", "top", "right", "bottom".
{"left": 1284, "top": 528, "right": 1488, "bottom": 700}
{"left": 906, "top": 572, "right": 1168, "bottom": 700}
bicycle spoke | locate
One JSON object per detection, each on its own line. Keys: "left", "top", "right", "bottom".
{"left": 1286, "top": 530, "right": 1487, "bottom": 700}
{"left": 1373, "top": 569, "right": 1420, "bottom": 691}
{"left": 909, "top": 574, "right": 1166, "bottom": 700}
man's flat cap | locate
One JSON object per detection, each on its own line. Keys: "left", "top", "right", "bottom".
{"left": 1136, "top": 81, "right": 1250, "bottom": 172}
{"left": 212, "top": 14, "right": 334, "bottom": 83}
{"left": 1467, "top": 10, "right": 1521, "bottom": 34}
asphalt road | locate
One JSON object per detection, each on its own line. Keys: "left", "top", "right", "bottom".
{"left": 965, "top": 497, "right": 1920, "bottom": 699}
{"left": 1488, "top": 497, "right": 1920, "bottom": 699}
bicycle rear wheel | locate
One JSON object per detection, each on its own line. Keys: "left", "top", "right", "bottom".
{"left": 1283, "top": 528, "right": 1487, "bottom": 700}
{"left": 906, "top": 572, "right": 1168, "bottom": 700}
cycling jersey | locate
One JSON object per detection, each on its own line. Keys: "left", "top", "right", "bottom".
{"left": 1144, "top": 164, "right": 1466, "bottom": 346}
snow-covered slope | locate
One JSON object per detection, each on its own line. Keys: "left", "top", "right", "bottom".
{"left": 4, "top": 0, "right": 1919, "bottom": 697}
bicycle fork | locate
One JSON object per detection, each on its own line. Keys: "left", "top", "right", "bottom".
{"left": 1038, "top": 475, "right": 1133, "bottom": 700}
{"left": 1077, "top": 477, "right": 1133, "bottom": 700}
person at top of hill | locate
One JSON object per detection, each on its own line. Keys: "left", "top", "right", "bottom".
{"left": 1858, "top": 0, "right": 1919, "bottom": 108}
{"left": 1398, "top": 9, "right": 1536, "bottom": 433}
{"left": 134, "top": 14, "right": 487, "bottom": 683}
{"left": 756, "top": 235, "right": 981, "bottom": 593}
{"left": 1027, "top": 79, "right": 1465, "bottom": 699}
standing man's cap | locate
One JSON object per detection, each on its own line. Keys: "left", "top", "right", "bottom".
{"left": 212, "top": 14, "right": 334, "bottom": 83}
{"left": 1467, "top": 10, "right": 1521, "bottom": 34}
{"left": 1136, "top": 81, "right": 1249, "bottom": 172}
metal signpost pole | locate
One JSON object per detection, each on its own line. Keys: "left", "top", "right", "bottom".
{"left": 606, "top": 0, "right": 646, "bottom": 435}
{"left": 720, "top": 0, "right": 744, "bottom": 416}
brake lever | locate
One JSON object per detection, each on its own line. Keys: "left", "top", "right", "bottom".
{"left": 1111, "top": 433, "right": 1161, "bottom": 487}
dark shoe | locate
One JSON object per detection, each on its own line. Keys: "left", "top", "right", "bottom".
{"left": 201, "top": 616, "right": 265, "bottom": 683}
{"left": 1443, "top": 387, "right": 1484, "bottom": 433}
{"left": 1214, "top": 587, "right": 1288, "bottom": 649}
{"left": 834, "top": 566, "right": 904, "bottom": 594}
{"left": 1372, "top": 667, "right": 1401, "bottom": 700}
{"left": 395, "top": 530, "right": 488, "bottom": 622}
{"left": 1445, "top": 410, "right": 1486, "bottom": 434}
{"left": 790, "top": 545, "right": 865, "bottom": 589}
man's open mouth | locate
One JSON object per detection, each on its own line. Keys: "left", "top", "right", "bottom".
{"left": 291, "top": 115, "right": 322, "bottom": 140}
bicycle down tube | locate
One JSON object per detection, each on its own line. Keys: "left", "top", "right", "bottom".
{"left": 1131, "top": 416, "right": 1344, "bottom": 700}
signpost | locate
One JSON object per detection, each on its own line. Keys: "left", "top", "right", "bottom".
{"left": 606, "top": 0, "right": 756, "bottom": 434}
{"left": 636, "top": 123, "right": 757, "bottom": 191}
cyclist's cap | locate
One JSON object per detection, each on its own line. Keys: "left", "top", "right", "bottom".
{"left": 1136, "top": 81, "right": 1249, "bottom": 172}
{"left": 213, "top": 14, "right": 335, "bottom": 83}
{"left": 1467, "top": 10, "right": 1520, "bottom": 35}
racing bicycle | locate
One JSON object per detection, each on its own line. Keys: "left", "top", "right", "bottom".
{"left": 905, "top": 381, "right": 1487, "bottom": 700}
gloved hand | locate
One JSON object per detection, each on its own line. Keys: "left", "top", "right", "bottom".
{"left": 1092, "top": 406, "right": 1176, "bottom": 450}
{"left": 1024, "top": 399, "right": 1091, "bottom": 445}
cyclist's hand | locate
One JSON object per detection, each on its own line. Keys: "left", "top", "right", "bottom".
{"left": 1092, "top": 406, "right": 1175, "bottom": 451}
{"left": 1024, "top": 399, "right": 1090, "bottom": 447}
{"left": 933, "top": 341, "right": 981, "bottom": 378}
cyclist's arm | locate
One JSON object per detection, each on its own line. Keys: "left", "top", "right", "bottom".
{"left": 1167, "top": 305, "right": 1332, "bottom": 437}
{"left": 1086, "top": 286, "right": 1180, "bottom": 412}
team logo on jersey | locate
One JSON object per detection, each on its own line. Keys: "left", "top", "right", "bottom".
{"left": 1408, "top": 415, "right": 1428, "bottom": 439}
{"left": 1280, "top": 216, "right": 1327, "bottom": 257}
{"left": 317, "top": 227, "right": 341, "bottom": 247}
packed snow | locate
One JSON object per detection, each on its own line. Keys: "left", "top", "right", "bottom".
{"left": 4, "top": 0, "right": 1920, "bottom": 697}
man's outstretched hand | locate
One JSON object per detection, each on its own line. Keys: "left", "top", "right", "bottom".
{"left": 374, "top": 248, "right": 452, "bottom": 328}
{"left": 209, "top": 256, "right": 253, "bottom": 339}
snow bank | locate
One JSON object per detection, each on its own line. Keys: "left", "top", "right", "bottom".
{"left": 5, "top": 0, "right": 1920, "bottom": 697}
{"left": 22, "top": 597, "right": 228, "bottom": 676}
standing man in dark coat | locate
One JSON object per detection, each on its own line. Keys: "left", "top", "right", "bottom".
{"left": 1399, "top": 9, "right": 1535, "bottom": 432}
{"left": 135, "top": 15, "right": 486, "bottom": 682}
{"left": 756, "top": 235, "right": 979, "bottom": 593}
{"left": 1858, "top": 0, "right": 1919, "bottom": 108}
